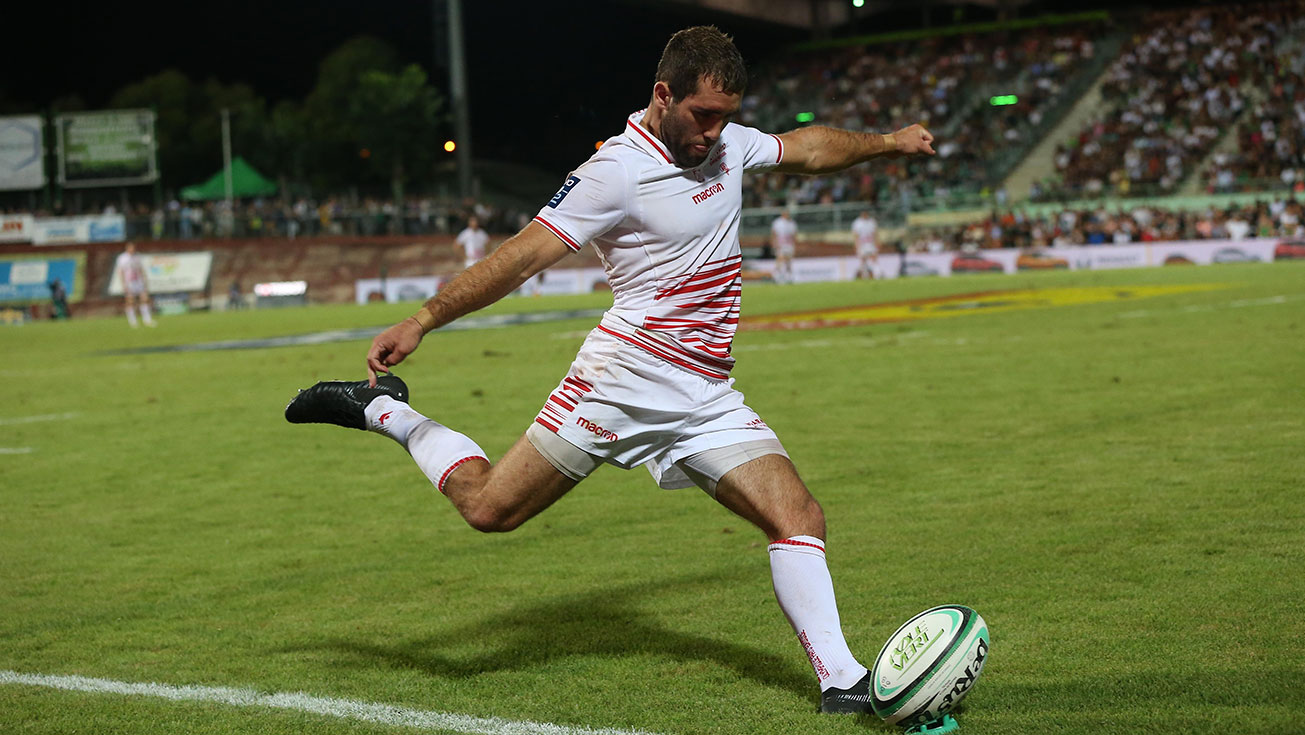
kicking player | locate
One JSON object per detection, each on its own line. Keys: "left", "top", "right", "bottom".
{"left": 287, "top": 25, "right": 935, "bottom": 714}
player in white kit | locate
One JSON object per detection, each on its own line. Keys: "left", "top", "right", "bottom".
{"left": 770, "top": 210, "right": 798, "bottom": 284}
{"left": 287, "top": 26, "right": 936, "bottom": 714}
{"left": 113, "top": 242, "right": 155, "bottom": 327}
{"left": 454, "top": 215, "right": 490, "bottom": 270}
{"left": 851, "top": 210, "right": 879, "bottom": 279}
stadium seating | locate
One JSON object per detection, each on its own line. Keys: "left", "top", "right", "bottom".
{"left": 1039, "top": 4, "right": 1303, "bottom": 201}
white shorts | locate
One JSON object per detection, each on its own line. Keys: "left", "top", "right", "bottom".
{"left": 776, "top": 244, "right": 796, "bottom": 258}
{"left": 528, "top": 328, "right": 784, "bottom": 489}
{"left": 124, "top": 280, "right": 146, "bottom": 296}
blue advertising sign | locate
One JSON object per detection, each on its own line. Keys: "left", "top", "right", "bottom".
{"left": 0, "top": 257, "right": 79, "bottom": 303}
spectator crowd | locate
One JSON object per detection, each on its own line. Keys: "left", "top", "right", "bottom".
{"left": 907, "top": 197, "right": 1304, "bottom": 252}
{"left": 1034, "top": 3, "right": 1305, "bottom": 201}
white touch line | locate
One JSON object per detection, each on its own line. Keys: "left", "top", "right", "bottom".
{"left": 0, "top": 670, "right": 663, "bottom": 735}
{"left": 0, "top": 412, "right": 80, "bottom": 426}
{"left": 0, "top": 447, "right": 34, "bottom": 454}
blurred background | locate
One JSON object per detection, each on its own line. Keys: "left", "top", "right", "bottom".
{"left": 0, "top": 0, "right": 1301, "bottom": 319}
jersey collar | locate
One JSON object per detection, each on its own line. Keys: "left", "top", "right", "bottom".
{"left": 624, "top": 110, "right": 676, "bottom": 165}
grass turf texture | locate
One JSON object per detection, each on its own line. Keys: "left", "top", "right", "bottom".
{"left": 1, "top": 262, "right": 1302, "bottom": 735}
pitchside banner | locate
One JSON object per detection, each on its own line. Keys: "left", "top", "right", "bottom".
{"left": 107, "top": 251, "right": 213, "bottom": 295}
{"left": 56, "top": 109, "right": 158, "bottom": 187}
{"left": 0, "top": 214, "right": 36, "bottom": 243}
{"left": 0, "top": 255, "right": 82, "bottom": 303}
{"left": 0, "top": 116, "right": 45, "bottom": 191}
{"left": 29, "top": 215, "right": 126, "bottom": 245}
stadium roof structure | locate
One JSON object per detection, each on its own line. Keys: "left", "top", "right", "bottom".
{"left": 654, "top": 0, "right": 1036, "bottom": 31}
{"left": 179, "top": 158, "right": 277, "bottom": 201}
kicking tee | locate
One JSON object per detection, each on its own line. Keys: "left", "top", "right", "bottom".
{"left": 534, "top": 111, "right": 783, "bottom": 380}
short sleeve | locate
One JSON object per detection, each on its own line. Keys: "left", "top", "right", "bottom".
{"left": 534, "top": 155, "right": 628, "bottom": 252}
{"left": 727, "top": 123, "right": 784, "bottom": 172}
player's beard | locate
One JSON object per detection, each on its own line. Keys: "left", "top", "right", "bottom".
{"left": 659, "top": 107, "right": 711, "bottom": 169}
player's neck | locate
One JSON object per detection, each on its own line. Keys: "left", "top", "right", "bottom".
{"left": 639, "top": 102, "right": 662, "bottom": 139}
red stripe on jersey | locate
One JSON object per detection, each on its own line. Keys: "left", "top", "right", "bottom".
{"left": 626, "top": 119, "right": 675, "bottom": 164}
{"left": 533, "top": 216, "right": 582, "bottom": 251}
{"left": 597, "top": 326, "right": 729, "bottom": 380}
{"left": 563, "top": 376, "right": 593, "bottom": 392}
{"left": 549, "top": 394, "right": 575, "bottom": 411}
{"left": 770, "top": 537, "right": 824, "bottom": 554}
{"left": 438, "top": 455, "right": 487, "bottom": 493}
{"left": 769, "top": 133, "right": 784, "bottom": 164}
{"left": 534, "top": 416, "right": 560, "bottom": 433}
{"left": 655, "top": 271, "right": 741, "bottom": 301}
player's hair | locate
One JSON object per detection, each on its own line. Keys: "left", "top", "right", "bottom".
{"left": 655, "top": 26, "right": 747, "bottom": 100}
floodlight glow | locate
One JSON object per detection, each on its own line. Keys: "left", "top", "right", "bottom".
{"left": 853, "top": 0, "right": 865, "bottom": 7}
{"left": 443, "top": 140, "right": 456, "bottom": 152}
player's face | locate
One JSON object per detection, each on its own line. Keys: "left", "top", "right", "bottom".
{"left": 660, "top": 77, "right": 741, "bottom": 169}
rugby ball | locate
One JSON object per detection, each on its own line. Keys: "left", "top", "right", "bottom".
{"left": 870, "top": 604, "right": 989, "bottom": 727}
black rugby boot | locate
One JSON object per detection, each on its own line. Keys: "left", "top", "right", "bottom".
{"left": 285, "top": 374, "right": 409, "bottom": 430}
{"left": 819, "top": 670, "right": 875, "bottom": 714}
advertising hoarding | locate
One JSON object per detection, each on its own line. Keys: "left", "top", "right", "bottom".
{"left": 0, "top": 116, "right": 45, "bottom": 191}
{"left": 56, "top": 110, "right": 158, "bottom": 187}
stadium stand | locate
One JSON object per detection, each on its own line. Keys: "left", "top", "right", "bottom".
{"left": 1037, "top": 3, "right": 1304, "bottom": 201}
{"left": 741, "top": 18, "right": 1119, "bottom": 210}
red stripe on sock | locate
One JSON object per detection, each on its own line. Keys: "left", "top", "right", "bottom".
{"left": 770, "top": 537, "right": 825, "bottom": 554}
{"left": 437, "top": 455, "right": 487, "bottom": 494}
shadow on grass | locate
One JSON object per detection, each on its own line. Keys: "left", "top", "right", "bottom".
{"left": 280, "top": 573, "right": 813, "bottom": 701}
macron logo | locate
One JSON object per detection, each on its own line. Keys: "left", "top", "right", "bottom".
{"left": 576, "top": 416, "right": 618, "bottom": 441}
{"left": 692, "top": 182, "right": 724, "bottom": 205}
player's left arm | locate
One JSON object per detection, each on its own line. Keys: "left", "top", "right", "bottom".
{"left": 773, "top": 123, "right": 935, "bottom": 175}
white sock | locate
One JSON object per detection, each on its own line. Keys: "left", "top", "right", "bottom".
{"left": 769, "top": 536, "right": 868, "bottom": 691}
{"left": 125, "top": 306, "right": 138, "bottom": 327}
{"left": 364, "top": 396, "right": 486, "bottom": 494}
{"left": 140, "top": 303, "right": 155, "bottom": 326}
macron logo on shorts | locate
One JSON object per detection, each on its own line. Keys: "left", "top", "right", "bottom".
{"left": 547, "top": 175, "right": 581, "bottom": 208}
{"left": 576, "top": 416, "right": 618, "bottom": 441}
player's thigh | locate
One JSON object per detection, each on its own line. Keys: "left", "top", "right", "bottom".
{"left": 712, "top": 453, "right": 825, "bottom": 541}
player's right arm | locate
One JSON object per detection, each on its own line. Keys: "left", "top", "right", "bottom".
{"left": 367, "top": 155, "right": 627, "bottom": 384}
{"left": 365, "top": 222, "right": 573, "bottom": 384}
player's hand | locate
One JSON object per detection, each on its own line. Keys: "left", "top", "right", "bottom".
{"left": 366, "top": 318, "right": 425, "bottom": 386}
{"left": 891, "top": 124, "right": 936, "bottom": 157}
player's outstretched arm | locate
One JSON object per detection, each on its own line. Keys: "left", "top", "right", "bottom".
{"left": 773, "top": 123, "right": 935, "bottom": 175}
{"left": 365, "top": 221, "right": 573, "bottom": 384}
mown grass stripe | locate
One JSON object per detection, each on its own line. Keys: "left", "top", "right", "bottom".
{"left": 0, "top": 670, "right": 664, "bottom": 735}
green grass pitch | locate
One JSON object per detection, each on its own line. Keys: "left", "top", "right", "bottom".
{"left": 1, "top": 262, "right": 1302, "bottom": 734}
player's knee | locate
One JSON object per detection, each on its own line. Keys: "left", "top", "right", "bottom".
{"left": 461, "top": 499, "right": 525, "bottom": 533}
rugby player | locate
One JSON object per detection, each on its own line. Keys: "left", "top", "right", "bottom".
{"left": 288, "top": 25, "right": 935, "bottom": 713}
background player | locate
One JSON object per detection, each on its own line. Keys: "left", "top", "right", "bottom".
{"left": 288, "top": 25, "right": 935, "bottom": 714}
{"left": 113, "top": 242, "right": 155, "bottom": 327}
{"left": 770, "top": 210, "right": 798, "bottom": 283}
{"left": 455, "top": 215, "right": 489, "bottom": 270}
{"left": 852, "top": 209, "right": 879, "bottom": 279}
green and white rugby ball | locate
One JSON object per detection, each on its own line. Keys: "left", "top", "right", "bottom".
{"left": 870, "top": 604, "right": 989, "bottom": 727}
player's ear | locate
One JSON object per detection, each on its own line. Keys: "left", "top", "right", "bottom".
{"left": 653, "top": 81, "right": 673, "bottom": 110}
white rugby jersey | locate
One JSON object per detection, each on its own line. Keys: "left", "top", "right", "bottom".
{"left": 852, "top": 215, "right": 878, "bottom": 255}
{"left": 770, "top": 216, "right": 797, "bottom": 248}
{"left": 534, "top": 110, "right": 783, "bottom": 380}
{"left": 115, "top": 251, "right": 146, "bottom": 285}
{"left": 456, "top": 226, "right": 489, "bottom": 262}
